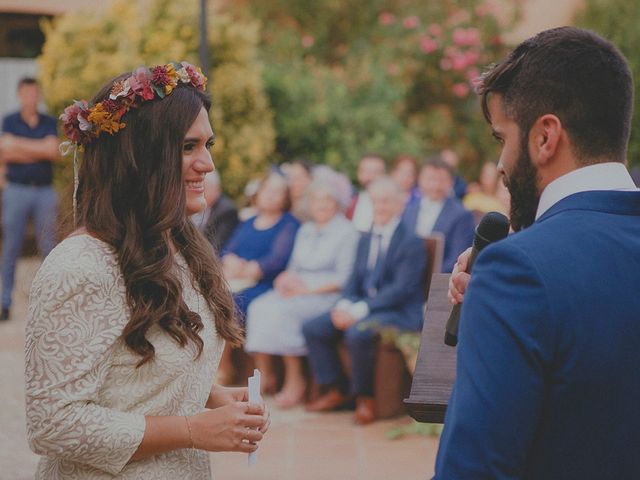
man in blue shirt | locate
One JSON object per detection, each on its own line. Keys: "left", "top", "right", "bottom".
{"left": 0, "top": 77, "right": 59, "bottom": 321}
{"left": 434, "top": 28, "right": 640, "bottom": 479}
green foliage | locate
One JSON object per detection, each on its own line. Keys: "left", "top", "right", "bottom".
{"left": 38, "top": 0, "right": 274, "bottom": 198}
{"left": 576, "top": 0, "right": 640, "bottom": 167}
{"left": 241, "top": 0, "right": 515, "bottom": 180}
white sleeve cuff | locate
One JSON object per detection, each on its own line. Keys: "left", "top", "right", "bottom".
{"left": 335, "top": 299, "right": 352, "bottom": 311}
{"left": 348, "top": 301, "right": 370, "bottom": 321}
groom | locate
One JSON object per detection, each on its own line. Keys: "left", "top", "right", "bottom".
{"left": 434, "top": 27, "right": 640, "bottom": 479}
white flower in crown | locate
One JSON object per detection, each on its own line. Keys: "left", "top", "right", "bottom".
{"left": 177, "top": 66, "right": 191, "bottom": 83}
{"left": 109, "top": 78, "right": 132, "bottom": 100}
{"left": 78, "top": 112, "right": 93, "bottom": 131}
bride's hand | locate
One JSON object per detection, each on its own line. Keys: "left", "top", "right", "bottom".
{"left": 207, "top": 384, "right": 271, "bottom": 435}
{"left": 189, "top": 402, "right": 267, "bottom": 453}
{"left": 207, "top": 384, "right": 247, "bottom": 409}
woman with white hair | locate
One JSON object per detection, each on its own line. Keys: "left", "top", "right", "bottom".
{"left": 245, "top": 172, "right": 358, "bottom": 408}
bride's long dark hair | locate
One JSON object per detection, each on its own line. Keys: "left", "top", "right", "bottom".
{"left": 75, "top": 73, "right": 242, "bottom": 366}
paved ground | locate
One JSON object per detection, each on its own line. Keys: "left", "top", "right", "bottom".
{"left": 0, "top": 257, "right": 440, "bottom": 479}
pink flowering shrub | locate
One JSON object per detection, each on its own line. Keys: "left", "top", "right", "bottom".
{"left": 243, "top": 0, "right": 515, "bottom": 178}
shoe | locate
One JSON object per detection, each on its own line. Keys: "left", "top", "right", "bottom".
{"left": 305, "top": 388, "right": 349, "bottom": 412}
{"left": 354, "top": 396, "right": 375, "bottom": 425}
{"left": 0, "top": 308, "right": 9, "bottom": 321}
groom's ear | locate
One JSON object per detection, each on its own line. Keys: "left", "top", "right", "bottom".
{"left": 528, "top": 114, "right": 563, "bottom": 168}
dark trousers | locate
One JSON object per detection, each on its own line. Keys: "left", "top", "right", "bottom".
{"left": 302, "top": 310, "right": 406, "bottom": 397}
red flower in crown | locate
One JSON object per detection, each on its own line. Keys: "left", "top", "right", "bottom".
{"left": 151, "top": 65, "right": 171, "bottom": 87}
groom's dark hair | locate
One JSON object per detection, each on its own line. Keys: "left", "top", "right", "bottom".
{"left": 478, "top": 27, "right": 633, "bottom": 165}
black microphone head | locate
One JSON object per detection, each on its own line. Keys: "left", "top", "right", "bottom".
{"left": 474, "top": 211, "right": 510, "bottom": 250}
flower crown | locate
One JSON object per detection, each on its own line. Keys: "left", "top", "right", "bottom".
{"left": 60, "top": 61, "right": 207, "bottom": 146}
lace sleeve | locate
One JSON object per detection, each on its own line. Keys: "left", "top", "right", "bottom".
{"left": 25, "top": 247, "right": 146, "bottom": 475}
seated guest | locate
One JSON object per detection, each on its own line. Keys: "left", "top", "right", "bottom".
{"left": 303, "top": 177, "right": 427, "bottom": 425}
{"left": 346, "top": 153, "right": 386, "bottom": 232}
{"left": 238, "top": 178, "right": 261, "bottom": 221}
{"left": 191, "top": 171, "right": 239, "bottom": 252}
{"left": 403, "top": 156, "right": 475, "bottom": 272}
{"left": 463, "top": 161, "right": 508, "bottom": 216}
{"left": 390, "top": 154, "right": 420, "bottom": 207}
{"left": 441, "top": 148, "right": 468, "bottom": 199}
{"left": 221, "top": 173, "right": 299, "bottom": 320}
{"left": 285, "top": 158, "right": 314, "bottom": 222}
{"left": 245, "top": 176, "right": 358, "bottom": 407}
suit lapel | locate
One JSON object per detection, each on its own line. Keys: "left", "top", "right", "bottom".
{"left": 379, "top": 223, "right": 404, "bottom": 279}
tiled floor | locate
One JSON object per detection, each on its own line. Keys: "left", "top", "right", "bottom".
{"left": 1, "top": 258, "right": 440, "bottom": 479}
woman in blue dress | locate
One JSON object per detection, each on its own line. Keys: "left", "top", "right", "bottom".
{"left": 221, "top": 173, "right": 300, "bottom": 321}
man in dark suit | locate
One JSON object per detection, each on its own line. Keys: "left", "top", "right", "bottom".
{"left": 435, "top": 28, "right": 640, "bottom": 479}
{"left": 303, "top": 176, "right": 427, "bottom": 424}
{"left": 402, "top": 157, "right": 475, "bottom": 272}
{"left": 192, "top": 171, "right": 238, "bottom": 252}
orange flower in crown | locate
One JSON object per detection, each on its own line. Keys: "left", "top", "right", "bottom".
{"left": 60, "top": 61, "right": 208, "bottom": 146}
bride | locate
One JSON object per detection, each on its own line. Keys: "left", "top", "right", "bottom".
{"left": 24, "top": 62, "right": 269, "bottom": 479}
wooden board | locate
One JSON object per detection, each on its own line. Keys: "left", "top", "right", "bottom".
{"left": 404, "top": 273, "right": 457, "bottom": 424}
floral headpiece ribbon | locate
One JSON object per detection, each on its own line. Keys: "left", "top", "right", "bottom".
{"left": 59, "top": 61, "right": 207, "bottom": 146}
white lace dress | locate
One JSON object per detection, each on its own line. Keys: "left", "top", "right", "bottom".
{"left": 25, "top": 235, "right": 224, "bottom": 479}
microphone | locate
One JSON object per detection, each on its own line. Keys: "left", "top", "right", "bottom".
{"left": 444, "top": 211, "right": 510, "bottom": 347}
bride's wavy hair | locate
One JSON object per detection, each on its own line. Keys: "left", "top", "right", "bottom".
{"left": 75, "top": 72, "right": 243, "bottom": 366}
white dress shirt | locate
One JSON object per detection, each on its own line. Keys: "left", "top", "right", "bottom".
{"left": 352, "top": 191, "right": 374, "bottom": 233}
{"left": 536, "top": 162, "right": 638, "bottom": 220}
{"left": 415, "top": 197, "right": 445, "bottom": 237}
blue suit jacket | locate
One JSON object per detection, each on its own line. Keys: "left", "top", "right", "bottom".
{"left": 342, "top": 221, "right": 427, "bottom": 330}
{"left": 435, "top": 190, "right": 640, "bottom": 480}
{"left": 402, "top": 196, "right": 475, "bottom": 272}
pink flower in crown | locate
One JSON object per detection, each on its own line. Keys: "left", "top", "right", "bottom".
{"left": 378, "top": 12, "right": 396, "bottom": 26}
{"left": 181, "top": 62, "right": 207, "bottom": 90}
{"left": 59, "top": 100, "right": 84, "bottom": 125}
{"left": 109, "top": 78, "right": 132, "bottom": 100}
{"left": 129, "top": 67, "right": 155, "bottom": 101}
{"left": 403, "top": 16, "right": 420, "bottom": 29}
{"left": 78, "top": 109, "right": 92, "bottom": 131}
{"left": 60, "top": 100, "right": 88, "bottom": 144}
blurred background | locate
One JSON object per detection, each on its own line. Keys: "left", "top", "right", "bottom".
{"left": 1, "top": 0, "right": 637, "bottom": 200}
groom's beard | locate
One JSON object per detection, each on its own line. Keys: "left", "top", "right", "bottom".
{"left": 505, "top": 138, "right": 540, "bottom": 232}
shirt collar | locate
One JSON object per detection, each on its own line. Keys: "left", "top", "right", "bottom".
{"left": 420, "top": 196, "right": 445, "bottom": 208}
{"left": 372, "top": 216, "right": 401, "bottom": 238}
{"left": 536, "top": 162, "right": 638, "bottom": 220}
